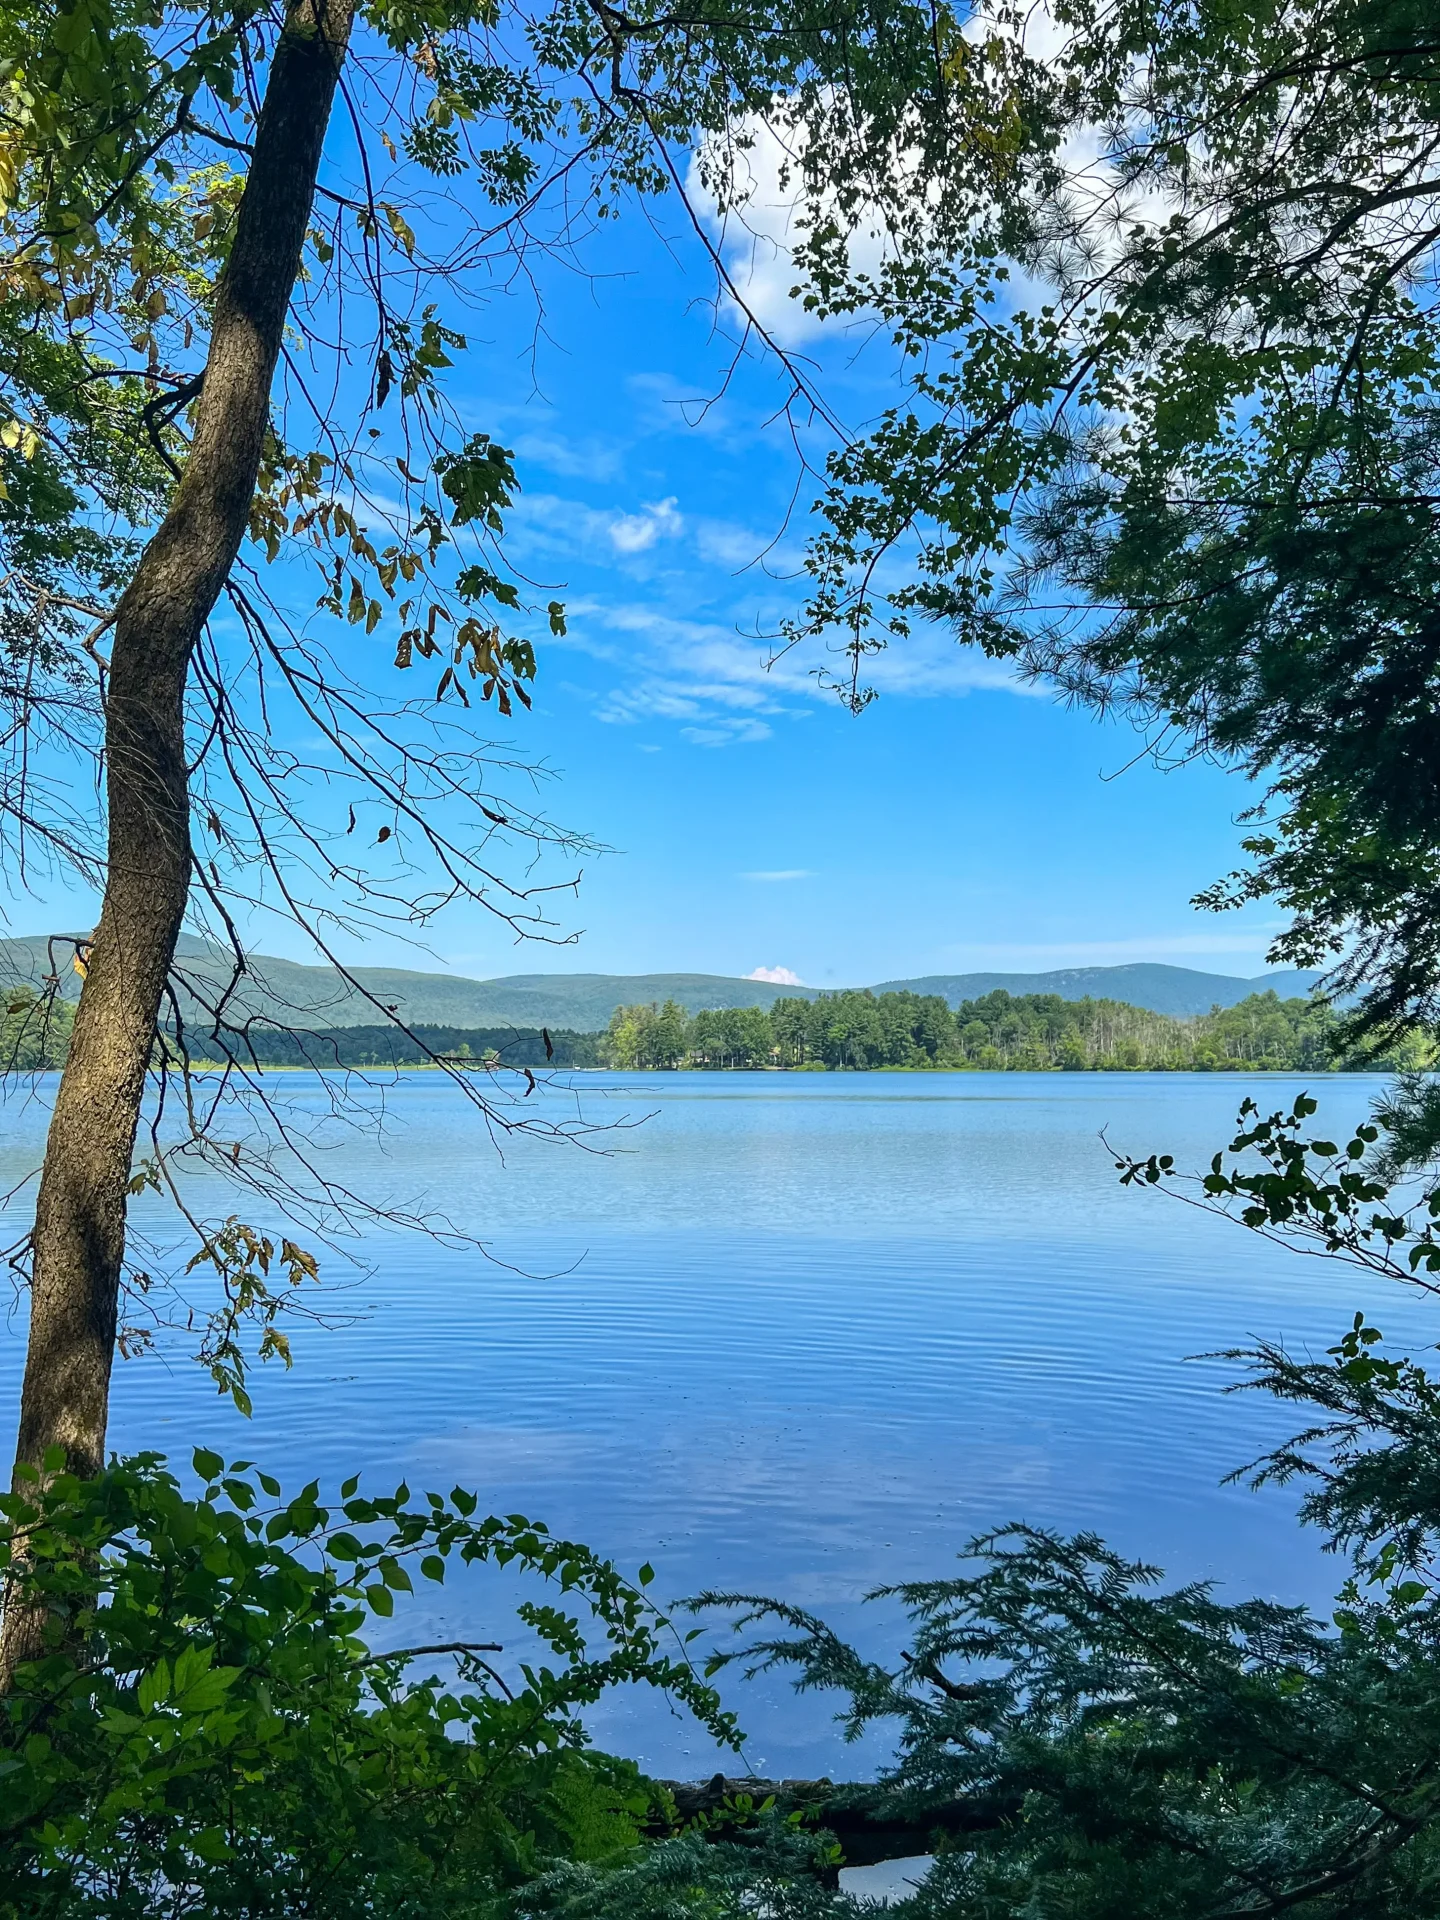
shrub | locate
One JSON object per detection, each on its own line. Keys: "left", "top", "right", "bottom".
{"left": 0, "top": 1451, "right": 734, "bottom": 1918}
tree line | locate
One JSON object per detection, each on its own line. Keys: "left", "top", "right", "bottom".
{"left": 0, "top": 991, "right": 74, "bottom": 1071}
{"left": 16, "top": 986, "right": 1422, "bottom": 1077}
{"left": 188, "top": 1022, "right": 604, "bottom": 1071}
{"left": 602, "top": 989, "right": 1430, "bottom": 1073}
{"left": 1, "top": 995, "right": 608, "bottom": 1072}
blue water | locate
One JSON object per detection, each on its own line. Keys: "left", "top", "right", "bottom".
{"left": 1, "top": 1070, "right": 1431, "bottom": 1775}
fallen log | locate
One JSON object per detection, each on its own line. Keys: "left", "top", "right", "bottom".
{"left": 654, "top": 1774, "right": 1014, "bottom": 1867}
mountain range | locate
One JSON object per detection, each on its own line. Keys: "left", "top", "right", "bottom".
{"left": 0, "top": 936, "right": 1327, "bottom": 1029}
{"left": 868, "top": 964, "right": 1329, "bottom": 1018}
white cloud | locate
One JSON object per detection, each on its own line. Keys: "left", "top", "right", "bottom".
{"left": 746, "top": 965, "right": 804, "bottom": 984}
{"left": 609, "top": 497, "right": 683, "bottom": 554}
{"left": 517, "top": 471, "right": 1046, "bottom": 744}
{"left": 511, "top": 493, "right": 684, "bottom": 566}
{"left": 686, "top": 115, "right": 889, "bottom": 347}
{"left": 741, "top": 869, "right": 813, "bottom": 882}
{"left": 685, "top": 16, "right": 1188, "bottom": 361}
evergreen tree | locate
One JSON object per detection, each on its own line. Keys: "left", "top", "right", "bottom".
{"left": 778, "top": 0, "right": 1440, "bottom": 1044}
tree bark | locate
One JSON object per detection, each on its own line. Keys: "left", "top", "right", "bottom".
{"left": 2, "top": 0, "right": 354, "bottom": 1677}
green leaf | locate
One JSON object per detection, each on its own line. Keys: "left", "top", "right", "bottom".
{"left": 190, "top": 1826, "right": 234, "bottom": 1862}
{"left": 137, "top": 1659, "right": 171, "bottom": 1713}
{"left": 378, "top": 1555, "right": 413, "bottom": 1593}
{"left": 172, "top": 1644, "right": 213, "bottom": 1694}
{"left": 436, "top": 433, "right": 517, "bottom": 528}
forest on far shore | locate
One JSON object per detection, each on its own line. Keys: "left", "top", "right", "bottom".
{"left": 602, "top": 988, "right": 1430, "bottom": 1073}
{"left": 4, "top": 984, "right": 1416, "bottom": 1075}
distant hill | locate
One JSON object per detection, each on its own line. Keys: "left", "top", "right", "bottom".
{"left": 0, "top": 937, "right": 1328, "bottom": 1030}
{"left": 873, "top": 963, "right": 1329, "bottom": 1019}
{"left": 394, "top": 971, "right": 824, "bottom": 1028}
{"left": 0, "top": 939, "right": 824, "bottom": 1030}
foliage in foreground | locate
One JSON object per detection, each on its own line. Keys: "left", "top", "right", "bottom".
{"left": 0, "top": 1452, "right": 738, "bottom": 1918}
{"left": 539, "top": 1095, "right": 1440, "bottom": 1918}
{"left": 15, "top": 1095, "right": 1440, "bottom": 1920}
{"left": 776, "top": 0, "right": 1440, "bottom": 1048}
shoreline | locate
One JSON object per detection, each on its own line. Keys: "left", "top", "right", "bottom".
{"left": 1, "top": 1060, "right": 1391, "bottom": 1077}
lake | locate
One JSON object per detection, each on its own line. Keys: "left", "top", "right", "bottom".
{"left": 0, "top": 1069, "right": 1430, "bottom": 1777}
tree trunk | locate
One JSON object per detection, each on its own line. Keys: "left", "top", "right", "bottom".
{"left": 2, "top": 0, "right": 354, "bottom": 1678}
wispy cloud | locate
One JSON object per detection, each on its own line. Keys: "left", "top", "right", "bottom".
{"left": 936, "top": 929, "right": 1292, "bottom": 968}
{"left": 741, "top": 868, "right": 813, "bottom": 882}
{"left": 512, "top": 470, "right": 1042, "bottom": 746}
{"left": 693, "top": 516, "right": 800, "bottom": 573}
{"left": 860, "top": 629, "right": 1044, "bottom": 699}
{"left": 593, "top": 677, "right": 778, "bottom": 728}
{"left": 681, "top": 718, "right": 773, "bottom": 747}
{"left": 551, "top": 595, "right": 1039, "bottom": 745}
{"left": 625, "top": 371, "right": 768, "bottom": 453}
{"left": 509, "top": 429, "right": 623, "bottom": 484}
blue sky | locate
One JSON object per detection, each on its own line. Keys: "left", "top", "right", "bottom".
{"left": 349, "top": 174, "right": 1287, "bottom": 990}
{"left": 7, "top": 149, "right": 1289, "bottom": 991}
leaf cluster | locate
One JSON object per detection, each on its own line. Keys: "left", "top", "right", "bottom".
{"left": 775, "top": 0, "right": 1440, "bottom": 1041}
{"left": 440, "top": 1090, "right": 1440, "bottom": 1919}
{"left": 0, "top": 1447, "right": 736, "bottom": 1917}
{"left": 656, "top": 1094, "right": 1440, "bottom": 1917}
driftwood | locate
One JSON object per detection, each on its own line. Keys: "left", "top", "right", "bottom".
{"left": 655, "top": 1775, "right": 1011, "bottom": 1867}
